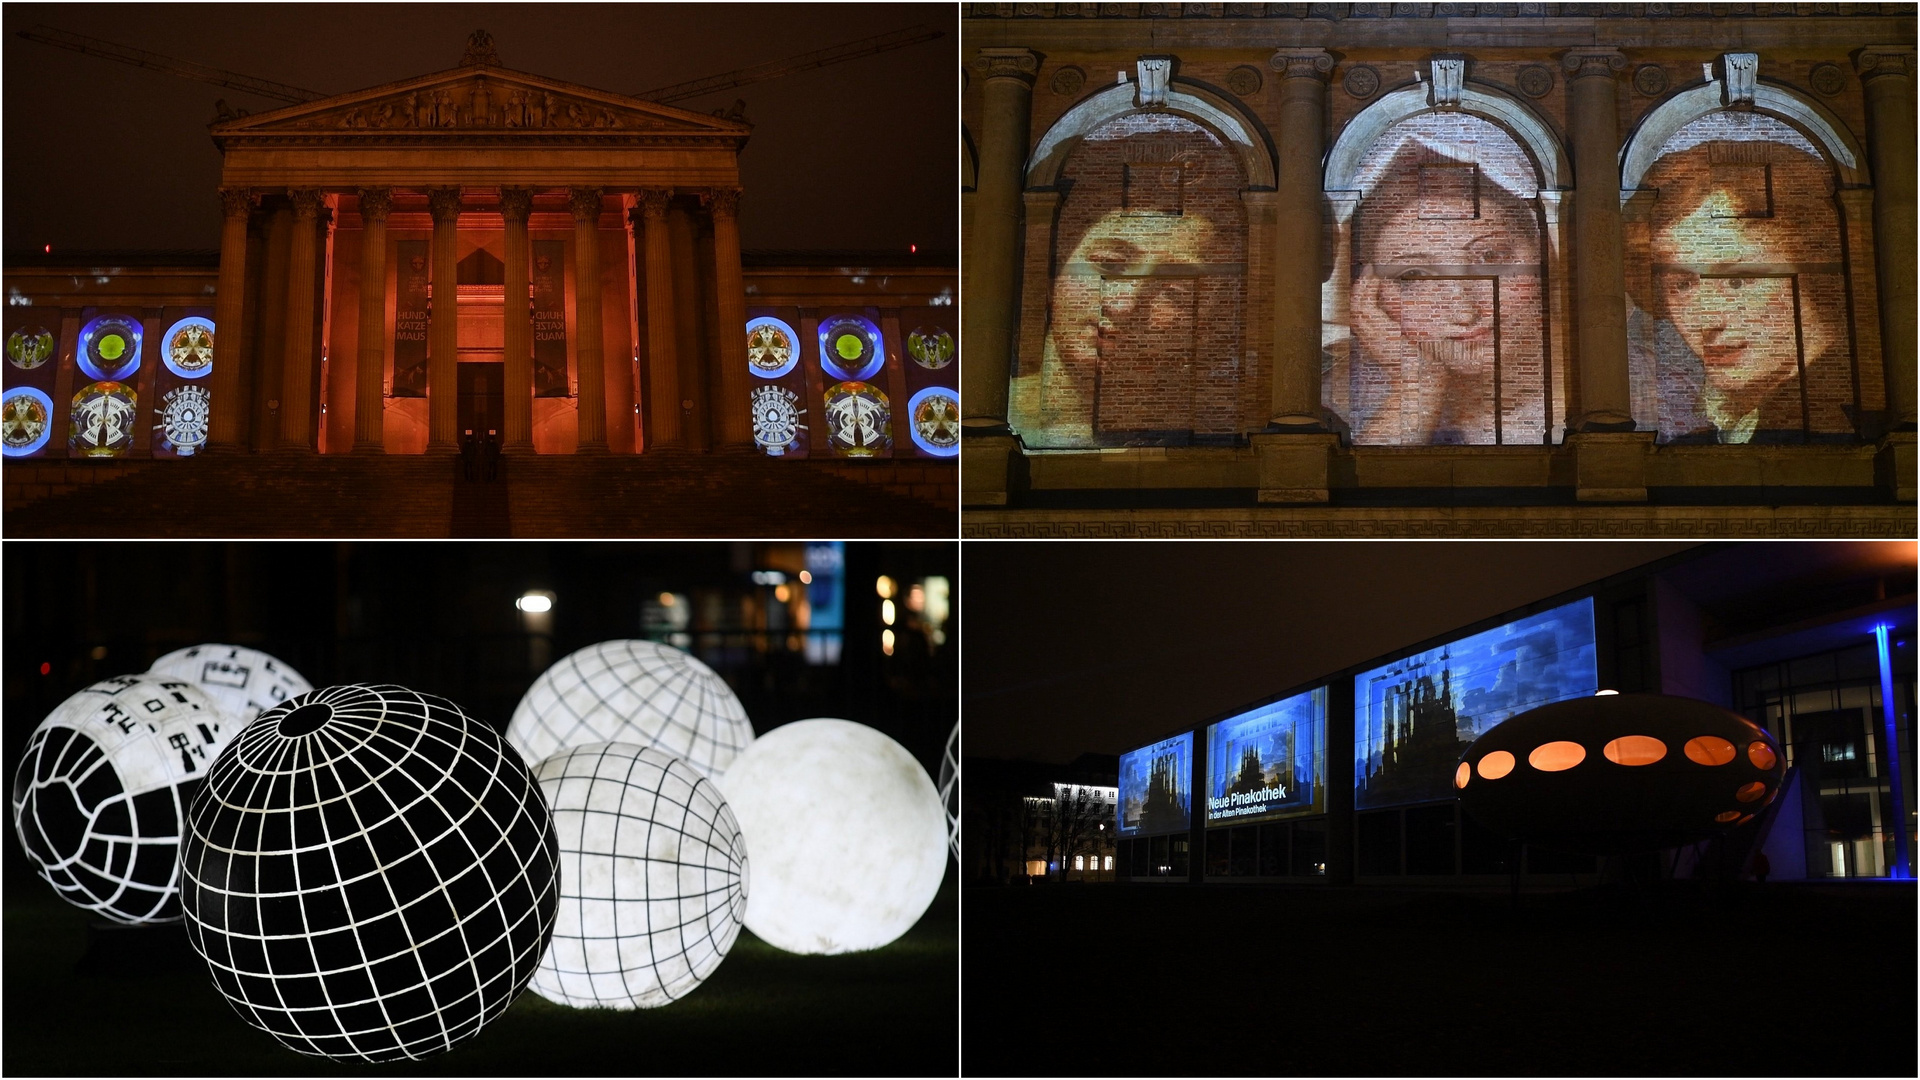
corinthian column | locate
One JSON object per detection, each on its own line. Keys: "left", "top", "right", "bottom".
{"left": 279, "top": 188, "right": 324, "bottom": 451}
{"left": 962, "top": 47, "right": 1037, "bottom": 432}
{"left": 634, "top": 190, "right": 680, "bottom": 448}
{"left": 1563, "top": 48, "right": 1634, "bottom": 430}
{"left": 209, "top": 186, "right": 255, "bottom": 451}
{"left": 1857, "top": 46, "right": 1917, "bottom": 430}
{"left": 498, "top": 186, "right": 536, "bottom": 453}
{"left": 570, "top": 186, "right": 607, "bottom": 452}
{"left": 426, "top": 186, "right": 463, "bottom": 452}
{"left": 1268, "top": 49, "right": 1333, "bottom": 429}
{"left": 706, "top": 187, "right": 752, "bottom": 447}
{"left": 352, "top": 188, "right": 392, "bottom": 452}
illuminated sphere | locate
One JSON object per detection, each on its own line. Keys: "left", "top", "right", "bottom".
{"left": 721, "top": 719, "right": 945, "bottom": 954}
{"left": 181, "top": 684, "right": 559, "bottom": 1062}
{"left": 937, "top": 721, "right": 959, "bottom": 862}
{"left": 149, "top": 643, "right": 313, "bottom": 723}
{"left": 10, "top": 674, "right": 229, "bottom": 924}
{"left": 1456, "top": 693, "right": 1787, "bottom": 854}
{"left": 507, "top": 640, "right": 754, "bottom": 780}
{"left": 528, "top": 742, "right": 749, "bottom": 1009}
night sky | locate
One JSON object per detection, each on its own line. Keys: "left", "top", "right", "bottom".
{"left": 2, "top": 3, "right": 955, "bottom": 255}
{"left": 964, "top": 541, "right": 1704, "bottom": 763}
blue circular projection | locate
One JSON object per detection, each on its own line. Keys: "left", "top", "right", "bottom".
{"left": 77, "top": 315, "right": 143, "bottom": 383}
{"left": 817, "top": 315, "right": 885, "bottom": 382}
{"left": 744, "top": 316, "right": 800, "bottom": 380}
{"left": 160, "top": 316, "right": 216, "bottom": 380}
{"left": 905, "top": 386, "right": 959, "bottom": 457}
{"left": 1, "top": 386, "right": 55, "bottom": 457}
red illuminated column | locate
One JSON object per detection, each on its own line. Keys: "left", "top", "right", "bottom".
{"left": 209, "top": 186, "right": 255, "bottom": 452}
{"left": 279, "top": 188, "right": 324, "bottom": 452}
{"left": 352, "top": 188, "right": 391, "bottom": 452}
{"left": 634, "top": 190, "right": 681, "bottom": 448}
{"left": 1856, "top": 46, "right": 1917, "bottom": 431}
{"left": 707, "top": 187, "right": 752, "bottom": 448}
{"left": 499, "top": 186, "right": 536, "bottom": 454}
{"left": 1267, "top": 49, "right": 1332, "bottom": 429}
{"left": 426, "top": 186, "right": 463, "bottom": 453}
{"left": 1563, "top": 48, "right": 1634, "bottom": 431}
{"left": 570, "top": 186, "right": 608, "bottom": 452}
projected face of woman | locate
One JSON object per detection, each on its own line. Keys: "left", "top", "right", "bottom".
{"left": 1046, "top": 209, "right": 1215, "bottom": 375}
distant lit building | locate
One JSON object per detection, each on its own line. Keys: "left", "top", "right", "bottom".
{"left": 962, "top": 755, "right": 1119, "bottom": 884}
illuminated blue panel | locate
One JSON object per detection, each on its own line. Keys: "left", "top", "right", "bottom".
{"left": 1206, "top": 686, "right": 1327, "bottom": 826}
{"left": 905, "top": 386, "right": 958, "bottom": 457}
{"left": 1, "top": 386, "right": 55, "bottom": 457}
{"left": 1117, "top": 731, "right": 1193, "bottom": 838}
{"left": 744, "top": 316, "right": 800, "bottom": 379}
{"left": 77, "top": 315, "right": 143, "bottom": 383}
{"left": 160, "top": 316, "right": 216, "bottom": 380}
{"left": 1353, "top": 596, "right": 1597, "bottom": 810}
{"left": 817, "top": 315, "right": 885, "bottom": 382}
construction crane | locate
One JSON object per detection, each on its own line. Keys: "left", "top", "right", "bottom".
{"left": 16, "top": 24, "right": 323, "bottom": 104}
{"left": 634, "top": 24, "right": 945, "bottom": 104}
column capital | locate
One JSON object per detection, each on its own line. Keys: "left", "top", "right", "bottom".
{"left": 357, "top": 187, "right": 393, "bottom": 223}
{"left": 426, "top": 186, "right": 464, "bottom": 221}
{"left": 1561, "top": 49, "right": 1626, "bottom": 80}
{"left": 288, "top": 188, "right": 325, "bottom": 220}
{"left": 978, "top": 47, "right": 1039, "bottom": 84}
{"left": 1268, "top": 49, "right": 1333, "bottom": 81}
{"left": 703, "top": 187, "right": 742, "bottom": 219}
{"left": 567, "top": 186, "right": 604, "bottom": 223}
{"left": 637, "top": 188, "right": 674, "bottom": 220}
{"left": 219, "top": 186, "right": 258, "bottom": 218}
{"left": 1855, "top": 45, "right": 1917, "bottom": 81}
{"left": 496, "top": 186, "right": 534, "bottom": 222}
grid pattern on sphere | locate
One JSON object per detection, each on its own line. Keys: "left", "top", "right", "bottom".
{"left": 181, "top": 684, "right": 559, "bottom": 1062}
{"left": 529, "top": 742, "right": 748, "bottom": 1010}
{"left": 508, "top": 641, "right": 754, "bottom": 780}
{"left": 150, "top": 643, "right": 313, "bottom": 723}
{"left": 9, "top": 675, "right": 224, "bottom": 924}
{"left": 938, "top": 722, "right": 959, "bottom": 862}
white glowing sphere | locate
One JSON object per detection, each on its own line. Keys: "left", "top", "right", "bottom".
{"left": 10, "top": 673, "right": 230, "bottom": 923}
{"left": 148, "top": 643, "right": 312, "bottom": 723}
{"left": 528, "top": 743, "right": 749, "bottom": 1009}
{"left": 507, "top": 640, "right": 754, "bottom": 780}
{"left": 938, "top": 721, "right": 959, "bottom": 862}
{"left": 721, "top": 719, "right": 945, "bottom": 954}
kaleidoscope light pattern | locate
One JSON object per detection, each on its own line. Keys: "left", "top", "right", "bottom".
{"left": 938, "top": 722, "right": 959, "bottom": 862}
{"left": 149, "top": 643, "right": 313, "bottom": 724}
{"left": 823, "top": 381, "right": 891, "bottom": 457}
{"left": 156, "top": 385, "right": 211, "bottom": 455}
{"left": 507, "top": 640, "right": 755, "bottom": 781}
{"left": 906, "top": 326, "right": 953, "bottom": 370}
{"left": 529, "top": 742, "right": 749, "bottom": 1010}
{"left": 181, "top": 684, "right": 559, "bottom": 1062}
{"left": 744, "top": 316, "right": 800, "bottom": 379}
{"left": 77, "top": 314, "right": 143, "bottom": 382}
{"left": 161, "top": 316, "right": 216, "bottom": 379}
{"left": 7, "top": 326, "right": 55, "bottom": 369}
{"left": 2, "top": 386, "right": 54, "bottom": 457}
{"left": 817, "top": 315, "right": 885, "bottom": 382}
{"left": 750, "top": 383, "right": 805, "bottom": 456}
{"left": 907, "top": 386, "right": 959, "bottom": 457}
{"left": 70, "top": 381, "right": 137, "bottom": 457}
{"left": 10, "top": 674, "right": 229, "bottom": 924}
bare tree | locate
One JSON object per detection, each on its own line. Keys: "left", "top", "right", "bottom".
{"left": 1040, "top": 785, "right": 1109, "bottom": 879}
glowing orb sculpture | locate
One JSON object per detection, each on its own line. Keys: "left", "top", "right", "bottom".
{"left": 149, "top": 643, "right": 312, "bottom": 723}
{"left": 11, "top": 674, "right": 229, "bottom": 924}
{"left": 181, "top": 684, "right": 559, "bottom": 1062}
{"left": 507, "top": 640, "right": 754, "bottom": 781}
{"left": 528, "top": 743, "right": 749, "bottom": 1009}
{"left": 721, "top": 719, "right": 945, "bottom": 954}
{"left": 938, "top": 722, "right": 958, "bottom": 862}
{"left": 1456, "top": 693, "right": 1787, "bottom": 854}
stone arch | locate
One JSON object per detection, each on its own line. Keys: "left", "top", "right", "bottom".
{"left": 1025, "top": 79, "right": 1276, "bottom": 190}
{"left": 1621, "top": 77, "right": 1868, "bottom": 196}
{"left": 1325, "top": 81, "right": 1569, "bottom": 197}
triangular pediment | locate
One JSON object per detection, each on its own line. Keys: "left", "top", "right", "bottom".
{"left": 211, "top": 65, "right": 750, "bottom": 139}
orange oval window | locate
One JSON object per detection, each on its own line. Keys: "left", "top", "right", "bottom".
{"left": 1603, "top": 735, "right": 1667, "bottom": 766}
{"left": 1477, "top": 750, "right": 1515, "bottom": 780}
{"left": 1735, "top": 781, "right": 1767, "bottom": 803}
{"left": 1714, "top": 810, "right": 1742, "bottom": 823}
{"left": 1736, "top": 814, "right": 1754, "bottom": 826}
{"left": 1528, "top": 741, "right": 1586, "bottom": 772}
{"left": 1454, "top": 762, "right": 1471, "bottom": 789}
{"left": 1684, "top": 736, "right": 1736, "bottom": 766}
{"left": 1747, "top": 742, "right": 1778, "bottom": 771}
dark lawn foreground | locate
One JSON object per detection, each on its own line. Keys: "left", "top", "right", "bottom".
{"left": 963, "top": 880, "right": 1916, "bottom": 1078}
{"left": 3, "top": 879, "right": 957, "bottom": 1076}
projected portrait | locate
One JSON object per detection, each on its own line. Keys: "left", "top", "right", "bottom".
{"left": 1024, "top": 113, "right": 1247, "bottom": 448}
{"left": 1117, "top": 732, "right": 1193, "bottom": 837}
{"left": 1353, "top": 597, "right": 1596, "bottom": 810}
{"left": 1629, "top": 112, "right": 1853, "bottom": 443}
{"left": 1329, "top": 113, "right": 1547, "bottom": 445}
{"left": 1205, "top": 687, "right": 1327, "bottom": 825}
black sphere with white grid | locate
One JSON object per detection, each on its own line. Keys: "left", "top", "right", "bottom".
{"left": 507, "top": 640, "right": 755, "bottom": 780}
{"left": 11, "top": 674, "right": 229, "bottom": 924}
{"left": 181, "top": 684, "right": 560, "bottom": 1062}
{"left": 529, "top": 741, "right": 749, "bottom": 1010}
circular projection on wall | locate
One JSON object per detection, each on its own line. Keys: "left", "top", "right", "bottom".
{"left": 155, "top": 385, "right": 211, "bottom": 455}
{"left": 529, "top": 742, "right": 749, "bottom": 1010}
{"left": 181, "top": 684, "right": 559, "bottom": 1062}
{"left": 508, "top": 639, "right": 756, "bottom": 781}
{"left": 10, "top": 674, "right": 229, "bottom": 924}
{"left": 720, "top": 718, "right": 946, "bottom": 955}
{"left": 906, "top": 386, "right": 959, "bottom": 457}
{"left": 77, "top": 315, "right": 142, "bottom": 382}
{"left": 823, "top": 381, "right": 891, "bottom": 457}
{"left": 8, "top": 326, "right": 55, "bottom": 369}
{"left": 906, "top": 326, "right": 954, "bottom": 370}
{"left": 817, "top": 315, "right": 885, "bottom": 382}
{"left": 148, "top": 643, "right": 313, "bottom": 723}
{"left": 1, "top": 386, "right": 54, "bottom": 457}
{"left": 744, "top": 316, "right": 800, "bottom": 379}
{"left": 750, "top": 383, "right": 805, "bottom": 456}
{"left": 160, "top": 316, "right": 215, "bottom": 379}
{"left": 70, "top": 382, "right": 137, "bottom": 457}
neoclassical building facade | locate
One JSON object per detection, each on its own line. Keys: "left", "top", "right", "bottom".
{"left": 961, "top": 3, "right": 1915, "bottom": 536}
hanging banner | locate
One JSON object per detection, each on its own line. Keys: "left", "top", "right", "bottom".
{"left": 531, "top": 240, "right": 569, "bottom": 397}
{"left": 392, "top": 241, "right": 429, "bottom": 397}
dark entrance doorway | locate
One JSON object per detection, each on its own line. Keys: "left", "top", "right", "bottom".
{"left": 458, "top": 362, "right": 505, "bottom": 451}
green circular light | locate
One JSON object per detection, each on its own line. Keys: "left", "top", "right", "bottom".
{"left": 834, "top": 333, "right": 864, "bottom": 361}
{"left": 97, "top": 334, "right": 125, "bottom": 361}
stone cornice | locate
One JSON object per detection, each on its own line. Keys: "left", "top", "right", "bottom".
{"left": 964, "top": 2, "right": 1914, "bottom": 20}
